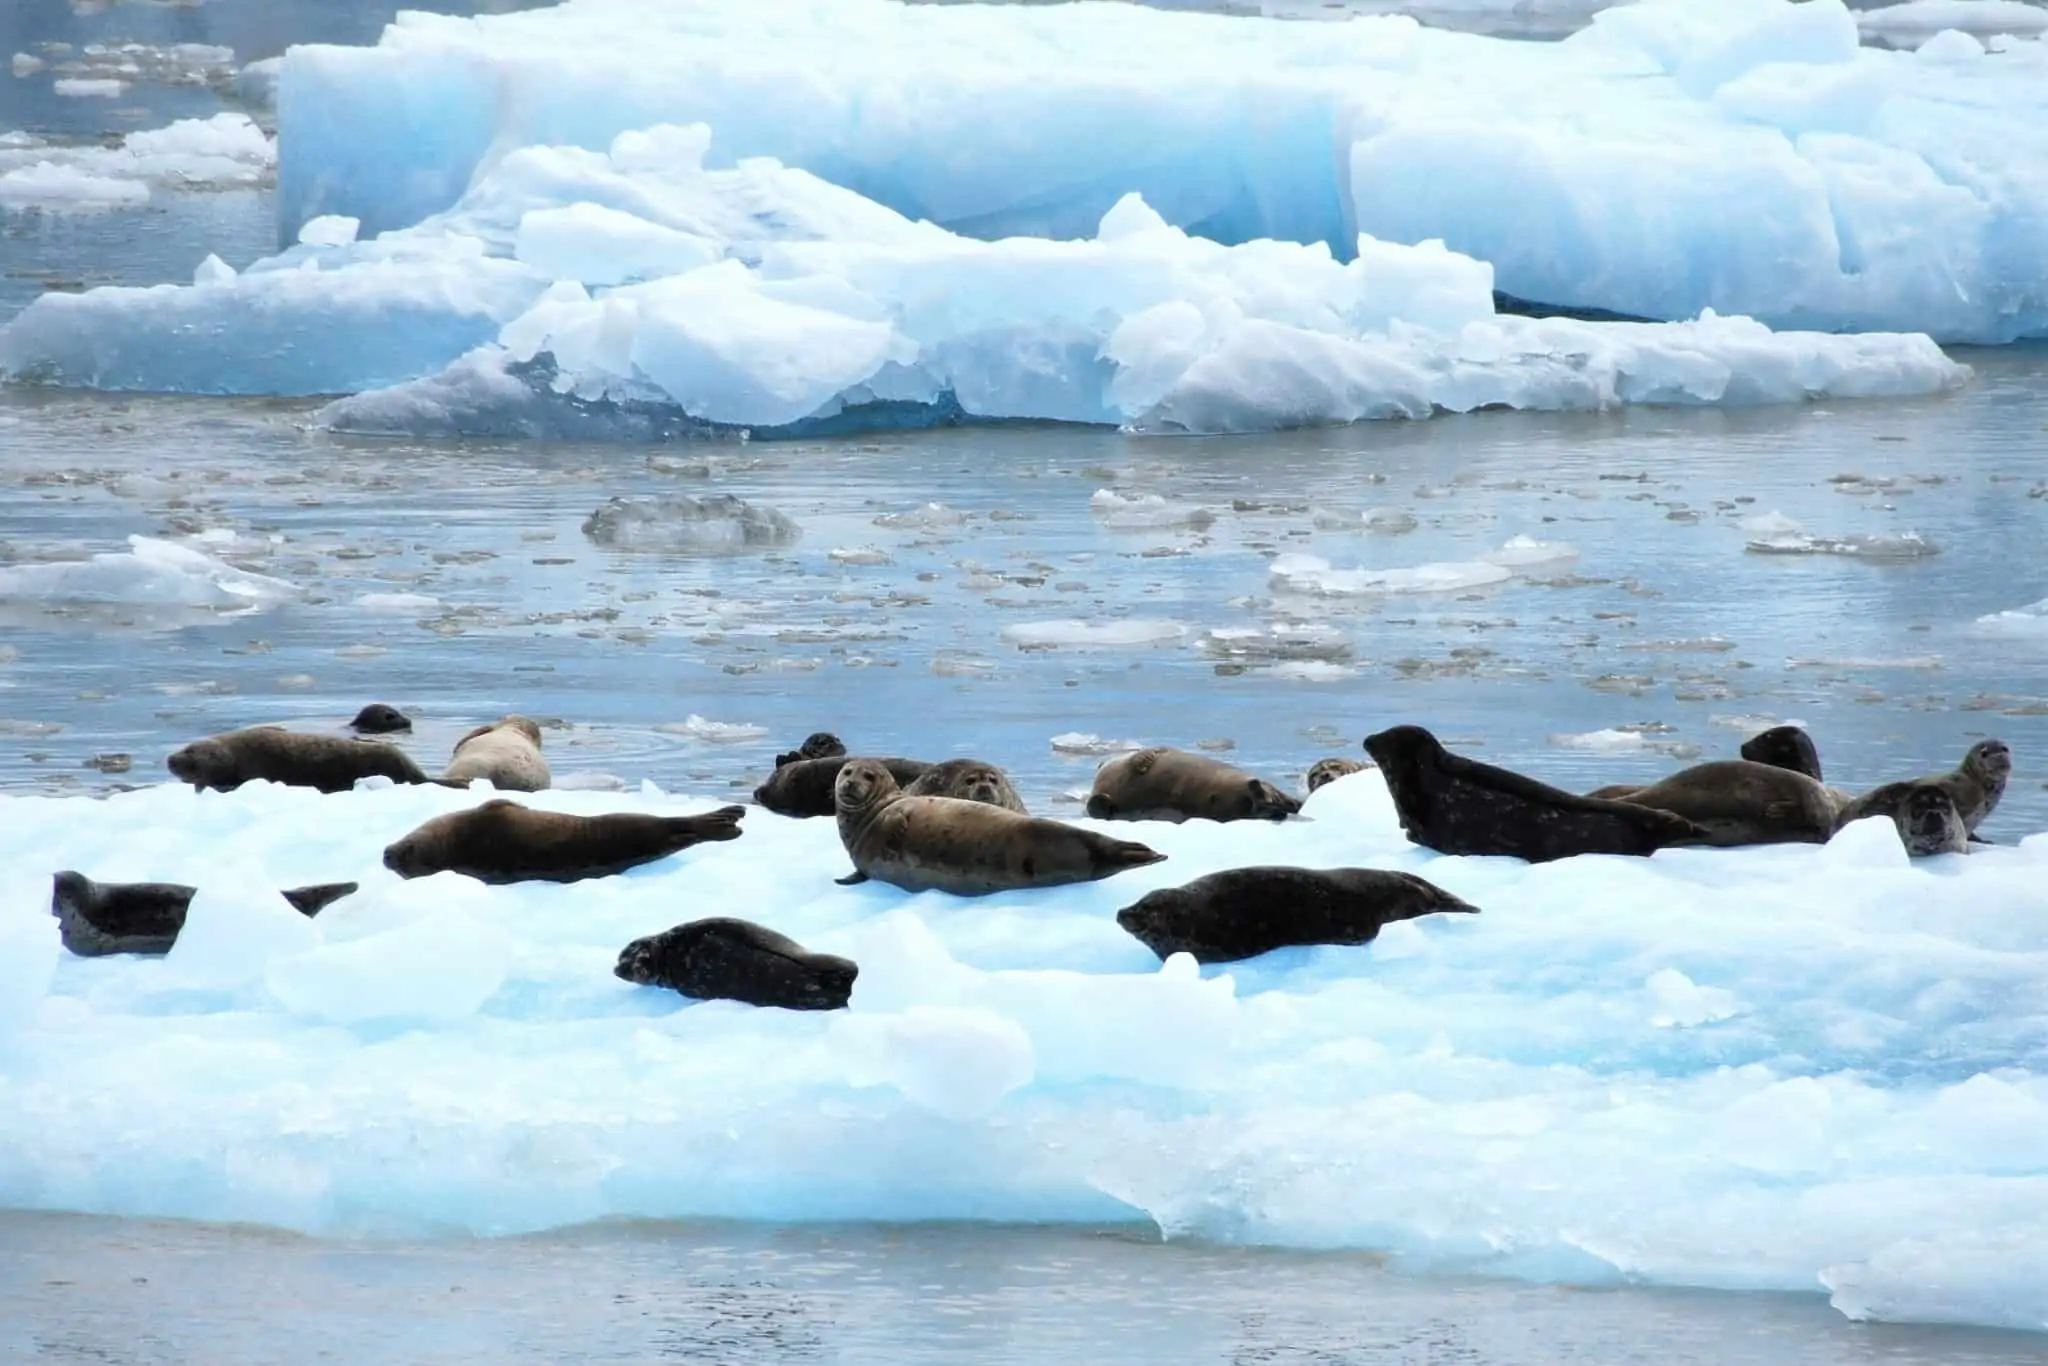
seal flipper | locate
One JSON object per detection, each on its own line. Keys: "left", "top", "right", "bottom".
{"left": 280, "top": 881, "right": 359, "bottom": 917}
{"left": 1093, "top": 839, "right": 1166, "bottom": 875}
{"left": 835, "top": 870, "right": 871, "bottom": 886}
{"left": 1969, "top": 833, "right": 1994, "bottom": 846}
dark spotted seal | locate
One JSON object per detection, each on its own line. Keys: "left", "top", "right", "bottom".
{"left": 902, "top": 758, "right": 1027, "bottom": 813}
{"left": 383, "top": 799, "right": 744, "bottom": 884}
{"left": 443, "top": 716, "right": 550, "bottom": 792}
{"left": 50, "top": 872, "right": 363, "bottom": 956}
{"left": 1086, "top": 747, "right": 1299, "bottom": 823}
{"left": 773, "top": 732, "right": 847, "bottom": 768}
{"left": 349, "top": 703, "right": 413, "bottom": 734}
{"left": 834, "top": 757, "right": 1164, "bottom": 896}
{"left": 1116, "top": 866, "right": 1479, "bottom": 964}
{"left": 1598, "top": 759, "right": 1840, "bottom": 847}
{"left": 1362, "top": 724, "right": 1703, "bottom": 863}
{"left": 754, "top": 754, "right": 932, "bottom": 818}
{"left": 167, "top": 726, "right": 427, "bottom": 793}
{"left": 1834, "top": 739, "right": 2010, "bottom": 841}
{"left": 614, "top": 917, "right": 857, "bottom": 1010}
{"left": 1305, "top": 757, "right": 1370, "bottom": 795}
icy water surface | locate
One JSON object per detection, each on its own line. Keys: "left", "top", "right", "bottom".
{"left": 5, "top": 1214, "right": 2045, "bottom": 1366}
{"left": 4, "top": 364, "right": 2048, "bottom": 827}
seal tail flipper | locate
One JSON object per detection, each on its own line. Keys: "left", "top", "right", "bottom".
{"left": 280, "top": 881, "right": 359, "bottom": 917}
{"left": 1969, "top": 833, "right": 1994, "bottom": 846}
{"left": 1097, "top": 840, "right": 1167, "bottom": 873}
{"left": 835, "top": 870, "right": 870, "bottom": 886}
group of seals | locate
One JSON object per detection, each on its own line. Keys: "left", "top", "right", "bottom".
{"left": 165, "top": 709, "right": 557, "bottom": 797}
{"left": 49, "top": 871, "right": 359, "bottom": 958}
{"left": 1369, "top": 723, "right": 2009, "bottom": 862}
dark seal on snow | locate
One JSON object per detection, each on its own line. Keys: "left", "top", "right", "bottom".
{"left": 167, "top": 726, "right": 427, "bottom": 793}
{"left": 834, "top": 757, "right": 1163, "bottom": 896}
{"left": 1086, "top": 747, "right": 1299, "bottom": 823}
{"left": 772, "top": 732, "right": 847, "bottom": 769}
{"left": 754, "top": 753, "right": 932, "bottom": 818}
{"left": 382, "top": 799, "right": 744, "bottom": 884}
{"left": 1739, "top": 725, "right": 1824, "bottom": 783}
{"left": 1362, "top": 724, "right": 1703, "bottom": 863}
{"left": 614, "top": 917, "right": 858, "bottom": 1010}
{"left": 1117, "top": 866, "right": 1479, "bottom": 965}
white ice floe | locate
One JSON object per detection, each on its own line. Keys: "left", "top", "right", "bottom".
{"left": 0, "top": 113, "right": 273, "bottom": 213}
{"left": 1269, "top": 535, "right": 1576, "bottom": 598}
{"left": 0, "top": 770, "right": 2044, "bottom": 1334}
{"left": 1001, "top": 620, "right": 1191, "bottom": 650}
{"left": 0, "top": 536, "right": 297, "bottom": 615}
{"left": 268, "top": 0, "right": 2048, "bottom": 343}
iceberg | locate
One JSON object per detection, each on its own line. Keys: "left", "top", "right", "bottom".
{"left": 0, "top": 122, "right": 1969, "bottom": 436}
{"left": 269, "top": 0, "right": 2048, "bottom": 342}
{"left": 0, "top": 114, "right": 273, "bottom": 213}
{"left": 1, "top": 770, "right": 2045, "bottom": 1336}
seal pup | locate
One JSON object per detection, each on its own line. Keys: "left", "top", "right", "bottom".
{"left": 1740, "top": 725, "right": 1824, "bottom": 783}
{"left": 773, "top": 732, "right": 847, "bottom": 768}
{"left": 1363, "top": 724, "right": 1704, "bottom": 863}
{"left": 902, "top": 758, "right": 1028, "bottom": 813}
{"left": 614, "top": 918, "right": 857, "bottom": 1010}
{"left": 1834, "top": 739, "right": 2010, "bottom": 841}
{"left": 167, "top": 726, "right": 427, "bottom": 793}
{"left": 833, "top": 758, "right": 1164, "bottom": 896}
{"left": 443, "top": 716, "right": 551, "bottom": 792}
{"left": 754, "top": 754, "right": 932, "bottom": 818}
{"left": 349, "top": 703, "right": 413, "bottom": 735}
{"left": 50, "top": 873, "right": 364, "bottom": 955}
{"left": 382, "top": 799, "right": 745, "bottom": 885}
{"left": 1596, "top": 759, "right": 1839, "bottom": 847}
{"left": 1305, "top": 757, "right": 1370, "bottom": 795}
{"left": 1086, "top": 747, "right": 1300, "bottom": 824}
{"left": 1117, "top": 866, "right": 1478, "bottom": 965}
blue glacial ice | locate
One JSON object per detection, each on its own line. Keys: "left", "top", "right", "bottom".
{"left": 0, "top": 120, "right": 1970, "bottom": 437}
{"left": 263, "top": 0, "right": 2048, "bottom": 343}
{"left": 0, "top": 771, "right": 2044, "bottom": 1335}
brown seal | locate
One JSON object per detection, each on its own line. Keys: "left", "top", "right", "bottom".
{"left": 1598, "top": 759, "right": 1839, "bottom": 847}
{"left": 1304, "top": 757, "right": 1370, "bottom": 795}
{"left": 833, "top": 757, "right": 1164, "bottom": 896}
{"left": 382, "top": 798, "right": 745, "bottom": 884}
{"left": 49, "top": 872, "right": 361, "bottom": 957}
{"left": 1363, "top": 724, "right": 1703, "bottom": 863}
{"left": 773, "top": 732, "right": 847, "bottom": 768}
{"left": 901, "top": 758, "right": 1028, "bottom": 813}
{"left": 443, "top": 716, "right": 551, "bottom": 792}
{"left": 1117, "top": 866, "right": 1478, "bottom": 965}
{"left": 1086, "top": 747, "right": 1299, "bottom": 823}
{"left": 754, "top": 754, "right": 931, "bottom": 818}
{"left": 167, "top": 726, "right": 427, "bottom": 793}
{"left": 1833, "top": 739, "right": 2010, "bottom": 842}
{"left": 615, "top": 917, "right": 858, "bottom": 1010}
{"left": 1739, "top": 725, "right": 1823, "bottom": 783}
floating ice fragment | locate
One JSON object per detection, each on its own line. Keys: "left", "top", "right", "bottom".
{"left": 0, "top": 536, "right": 296, "bottom": 614}
{"left": 654, "top": 716, "right": 769, "bottom": 743}
{"left": 1000, "top": 619, "right": 1188, "bottom": 650}
{"left": 1269, "top": 553, "right": 1512, "bottom": 598}
{"left": 1050, "top": 732, "right": 1144, "bottom": 756}
{"left": 298, "top": 215, "right": 360, "bottom": 248}
{"left": 1090, "top": 490, "right": 1216, "bottom": 531}
{"left": 355, "top": 591, "right": 439, "bottom": 612}
{"left": 582, "top": 494, "right": 801, "bottom": 554}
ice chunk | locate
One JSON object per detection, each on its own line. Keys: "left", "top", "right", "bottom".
{"left": 1269, "top": 553, "right": 1512, "bottom": 597}
{"left": 1090, "top": 490, "right": 1217, "bottom": 531}
{"left": 298, "top": 215, "right": 360, "bottom": 248}
{"left": 0, "top": 536, "right": 297, "bottom": 614}
{"left": 582, "top": 493, "right": 802, "bottom": 553}
{"left": 0, "top": 114, "right": 272, "bottom": 212}
{"left": 1000, "top": 620, "right": 1189, "bottom": 650}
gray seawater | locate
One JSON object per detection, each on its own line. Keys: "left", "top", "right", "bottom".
{"left": 4, "top": 1213, "right": 2046, "bottom": 1366}
{"left": 6, "top": 0, "right": 2048, "bottom": 1360}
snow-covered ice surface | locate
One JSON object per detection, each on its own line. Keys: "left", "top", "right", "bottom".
{"left": 1, "top": 769, "right": 2045, "bottom": 1335}
{"left": 266, "top": 0, "right": 2048, "bottom": 344}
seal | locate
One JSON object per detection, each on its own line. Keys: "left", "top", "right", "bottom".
{"left": 773, "top": 732, "right": 847, "bottom": 769}
{"left": 902, "top": 758, "right": 1028, "bottom": 813}
{"left": 50, "top": 873, "right": 366, "bottom": 955}
{"left": 754, "top": 754, "right": 932, "bottom": 818}
{"left": 1085, "top": 747, "right": 1300, "bottom": 824}
{"left": 1305, "top": 757, "right": 1370, "bottom": 795}
{"left": 1362, "top": 724, "right": 1704, "bottom": 863}
{"left": 1833, "top": 739, "right": 2010, "bottom": 841}
{"left": 1597, "top": 759, "right": 1839, "bottom": 847}
{"left": 382, "top": 799, "right": 745, "bottom": 885}
{"left": 443, "top": 716, "right": 551, "bottom": 792}
{"left": 1116, "top": 866, "right": 1479, "bottom": 965}
{"left": 1892, "top": 783, "right": 1970, "bottom": 856}
{"left": 614, "top": 917, "right": 858, "bottom": 1010}
{"left": 1739, "top": 725, "right": 1824, "bottom": 783}
{"left": 833, "top": 757, "right": 1165, "bottom": 895}
{"left": 167, "top": 726, "right": 427, "bottom": 793}
{"left": 349, "top": 703, "right": 413, "bottom": 734}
